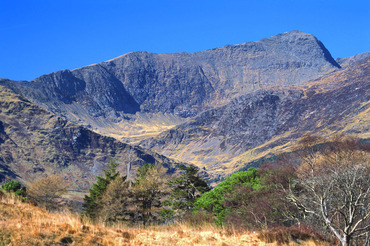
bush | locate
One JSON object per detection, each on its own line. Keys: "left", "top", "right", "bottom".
{"left": 194, "top": 167, "right": 259, "bottom": 225}
{"left": 223, "top": 166, "right": 298, "bottom": 230}
{"left": 27, "top": 175, "right": 67, "bottom": 210}
{"left": 1, "top": 180, "right": 26, "bottom": 197}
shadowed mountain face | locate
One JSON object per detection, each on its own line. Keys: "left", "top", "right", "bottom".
{"left": 140, "top": 57, "right": 370, "bottom": 175}
{"left": 0, "top": 85, "right": 185, "bottom": 197}
{"left": 4, "top": 31, "right": 340, "bottom": 142}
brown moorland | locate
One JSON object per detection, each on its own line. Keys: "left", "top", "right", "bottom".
{"left": 0, "top": 192, "right": 331, "bottom": 246}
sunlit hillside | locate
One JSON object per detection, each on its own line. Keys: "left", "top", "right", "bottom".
{"left": 0, "top": 193, "right": 330, "bottom": 246}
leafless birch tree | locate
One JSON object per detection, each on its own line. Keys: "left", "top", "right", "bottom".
{"left": 288, "top": 136, "right": 369, "bottom": 246}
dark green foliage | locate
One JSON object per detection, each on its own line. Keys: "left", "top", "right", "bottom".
{"left": 159, "top": 208, "right": 175, "bottom": 222}
{"left": 168, "top": 166, "right": 210, "bottom": 213}
{"left": 135, "top": 163, "right": 154, "bottom": 181}
{"left": 82, "top": 159, "right": 121, "bottom": 219}
{"left": 1, "top": 180, "right": 26, "bottom": 197}
{"left": 223, "top": 166, "right": 298, "bottom": 229}
{"left": 194, "top": 167, "right": 259, "bottom": 225}
{"left": 84, "top": 162, "right": 170, "bottom": 226}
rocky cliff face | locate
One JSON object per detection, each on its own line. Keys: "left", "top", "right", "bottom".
{"left": 5, "top": 31, "right": 340, "bottom": 141}
{"left": 140, "top": 57, "right": 370, "bottom": 175}
{"left": 0, "top": 84, "right": 185, "bottom": 197}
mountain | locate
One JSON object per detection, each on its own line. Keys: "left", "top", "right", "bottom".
{"left": 0, "top": 84, "right": 185, "bottom": 199}
{"left": 0, "top": 30, "right": 368, "bottom": 183}
{"left": 140, "top": 57, "right": 370, "bottom": 175}
{"left": 336, "top": 51, "right": 370, "bottom": 68}
{"left": 4, "top": 30, "right": 340, "bottom": 142}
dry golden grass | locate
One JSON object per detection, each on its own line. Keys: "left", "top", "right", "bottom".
{"left": 0, "top": 193, "right": 330, "bottom": 245}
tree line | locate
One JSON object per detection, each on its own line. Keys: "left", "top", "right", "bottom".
{"left": 82, "top": 160, "right": 210, "bottom": 227}
{"left": 1, "top": 135, "right": 368, "bottom": 246}
{"left": 80, "top": 135, "right": 369, "bottom": 246}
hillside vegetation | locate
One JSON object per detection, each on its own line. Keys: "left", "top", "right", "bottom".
{"left": 1, "top": 135, "right": 367, "bottom": 245}
{"left": 0, "top": 31, "right": 369, "bottom": 245}
{"left": 0, "top": 193, "right": 331, "bottom": 246}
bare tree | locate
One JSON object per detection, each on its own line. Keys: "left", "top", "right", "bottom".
{"left": 27, "top": 174, "right": 68, "bottom": 210}
{"left": 288, "top": 136, "right": 370, "bottom": 246}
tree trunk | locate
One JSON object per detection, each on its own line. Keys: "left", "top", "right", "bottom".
{"left": 339, "top": 235, "right": 351, "bottom": 246}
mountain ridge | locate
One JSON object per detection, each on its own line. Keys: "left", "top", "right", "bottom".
{"left": 4, "top": 30, "right": 342, "bottom": 143}
{"left": 0, "top": 30, "right": 368, "bottom": 183}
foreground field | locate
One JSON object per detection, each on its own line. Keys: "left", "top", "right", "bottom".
{"left": 0, "top": 195, "right": 330, "bottom": 246}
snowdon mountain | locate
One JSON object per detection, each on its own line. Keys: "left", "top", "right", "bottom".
{"left": 0, "top": 30, "right": 368, "bottom": 185}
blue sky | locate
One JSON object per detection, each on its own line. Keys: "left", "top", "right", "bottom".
{"left": 1, "top": 0, "right": 369, "bottom": 81}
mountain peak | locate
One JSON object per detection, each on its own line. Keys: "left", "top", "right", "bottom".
{"left": 263, "top": 30, "right": 314, "bottom": 41}
{"left": 285, "top": 30, "right": 310, "bottom": 34}
{"left": 258, "top": 30, "right": 340, "bottom": 69}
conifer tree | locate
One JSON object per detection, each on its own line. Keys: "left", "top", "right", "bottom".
{"left": 131, "top": 164, "right": 169, "bottom": 226}
{"left": 83, "top": 159, "right": 121, "bottom": 219}
{"left": 168, "top": 166, "right": 210, "bottom": 214}
{"left": 99, "top": 177, "right": 130, "bottom": 223}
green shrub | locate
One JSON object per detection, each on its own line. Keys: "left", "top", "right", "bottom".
{"left": 222, "top": 166, "right": 298, "bottom": 229}
{"left": 194, "top": 167, "right": 259, "bottom": 225}
{"left": 1, "top": 180, "right": 26, "bottom": 197}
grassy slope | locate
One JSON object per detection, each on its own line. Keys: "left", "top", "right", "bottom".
{"left": 0, "top": 194, "right": 329, "bottom": 246}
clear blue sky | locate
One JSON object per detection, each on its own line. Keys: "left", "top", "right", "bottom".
{"left": 1, "top": 0, "right": 369, "bottom": 81}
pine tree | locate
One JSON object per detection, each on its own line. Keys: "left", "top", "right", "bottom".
{"left": 99, "top": 177, "right": 131, "bottom": 223}
{"left": 82, "top": 159, "right": 121, "bottom": 219}
{"left": 131, "top": 164, "right": 169, "bottom": 226}
{"left": 168, "top": 166, "right": 210, "bottom": 214}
